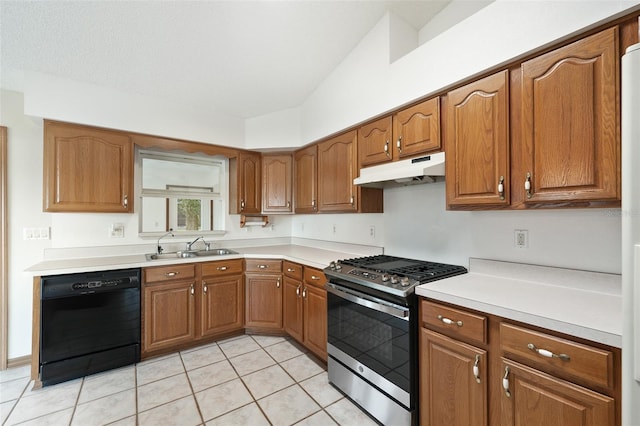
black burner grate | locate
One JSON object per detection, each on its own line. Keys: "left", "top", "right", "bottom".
{"left": 340, "top": 255, "right": 467, "bottom": 283}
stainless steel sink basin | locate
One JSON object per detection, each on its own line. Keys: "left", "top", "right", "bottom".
{"left": 145, "top": 248, "right": 237, "bottom": 261}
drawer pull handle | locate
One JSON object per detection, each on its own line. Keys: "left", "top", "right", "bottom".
{"left": 217, "top": 266, "right": 228, "bottom": 271}
{"left": 473, "top": 355, "right": 481, "bottom": 383}
{"left": 190, "top": 283, "right": 195, "bottom": 296}
{"left": 302, "top": 288, "right": 307, "bottom": 298}
{"left": 258, "top": 264, "right": 268, "bottom": 269}
{"left": 311, "top": 275, "right": 320, "bottom": 280}
{"left": 438, "top": 315, "right": 463, "bottom": 327}
{"left": 287, "top": 268, "right": 295, "bottom": 272}
{"left": 502, "top": 367, "right": 511, "bottom": 397}
{"left": 203, "top": 282, "right": 208, "bottom": 294}
{"left": 276, "top": 279, "right": 281, "bottom": 288}
{"left": 527, "top": 343, "right": 570, "bottom": 361}
{"left": 296, "top": 285, "right": 301, "bottom": 296}
{"left": 164, "top": 272, "right": 179, "bottom": 278}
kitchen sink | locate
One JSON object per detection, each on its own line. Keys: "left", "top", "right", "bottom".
{"left": 145, "top": 248, "right": 237, "bottom": 261}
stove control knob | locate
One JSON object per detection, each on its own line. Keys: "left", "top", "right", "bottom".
{"left": 381, "top": 273, "right": 390, "bottom": 282}
{"left": 329, "top": 261, "right": 336, "bottom": 270}
{"left": 390, "top": 275, "right": 399, "bottom": 285}
{"left": 400, "top": 277, "right": 411, "bottom": 287}
{"left": 335, "top": 262, "right": 342, "bottom": 270}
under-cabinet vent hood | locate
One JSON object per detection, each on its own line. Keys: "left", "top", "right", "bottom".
{"left": 354, "top": 152, "right": 445, "bottom": 187}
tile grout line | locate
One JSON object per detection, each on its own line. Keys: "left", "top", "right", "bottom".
{"left": 178, "top": 344, "right": 207, "bottom": 426}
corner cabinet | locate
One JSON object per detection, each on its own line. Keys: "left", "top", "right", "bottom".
{"left": 317, "top": 130, "right": 383, "bottom": 213}
{"left": 245, "top": 259, "right": 283, "bottom": 332}
{"left": 262, "top": 153, "right": 292, "bottom": 213}
{"left": 43, "top": 120, "right": 133, "bottom": 212}
{"left": 230, "top": 151, "right": 261, "bottom": 214}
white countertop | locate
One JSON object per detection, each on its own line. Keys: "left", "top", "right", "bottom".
{"left": 415, "top": 258, "right": 622, "bottom": 348}
{"left": 25, "top": 242, "right": 382, "bottom": 276}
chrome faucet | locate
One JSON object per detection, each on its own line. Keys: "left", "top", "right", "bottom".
{"left": 186, "top": 236, "right": 208, "bottom": 251}
{"left": 157, "top": 229, "right": 174, "bottom": 254}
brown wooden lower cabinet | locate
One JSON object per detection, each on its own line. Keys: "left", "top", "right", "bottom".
{"left": 419, "top": 298, "right": 621, "bottom": 426}
{"left": 282, "top": 262, "right": 327, "bottom": 361}
{"left": 419, "top": 328, "right": 487, "bottom": 426}
{"left": 245, "top": 259, "right": 283, "bottom": 331}
{"left": 500, "top": 358, "right": 615, "bottom": 426}
{"left": 142, "top": 259, "right": 244, "bottom": 357}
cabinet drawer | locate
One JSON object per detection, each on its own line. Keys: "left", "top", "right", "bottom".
{"left": 303, "top": 267, "right": 327, "bottom": 288}
{"left": 500, "top": 322, "right": 614, "bottom": 389}
{"left": 283, "top": 261, "right": 303, "bottom": 280}
{"left": 245, "top": 259, "right": 282, "bottom": 273}
{"left": 201, "top": 259, "right": 244, "bottom": 277}
{"left": 144, "top": 264, "right": 196, "bottom": 283}
{"left": 421, "top": 300, "right": 487, "bottom": 344}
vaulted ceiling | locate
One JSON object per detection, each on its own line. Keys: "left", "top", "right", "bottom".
{"left": 1, "top": 1, "right": 489, "bottom": 119}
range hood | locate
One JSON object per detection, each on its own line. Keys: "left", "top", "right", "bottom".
{"left": 354, "top": 152, "right": 445, "bottom": 187}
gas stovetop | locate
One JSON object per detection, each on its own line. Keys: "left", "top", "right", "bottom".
{"left": 324, "top": 254, "right": 467, "bottom": 298}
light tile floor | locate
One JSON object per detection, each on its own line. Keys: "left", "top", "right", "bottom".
{"left": 0, "top": 335, "right": 379, "bottom": 426}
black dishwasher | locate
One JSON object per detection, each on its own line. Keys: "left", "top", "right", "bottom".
{"left": 39, "top": 268, "right": 141, "bottom": 386}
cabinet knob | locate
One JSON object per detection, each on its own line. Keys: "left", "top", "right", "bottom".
{"left": 190, "top": 283, "right": 195, "bottom": 296}
{"left": 527, "top": 343, "right": 570, "bottom": 361}
{"left": 502, "top": 366, "right": 511, "bottom": 398}
{"left": 437, "top": 314, "right": 463, "bottom": 327}
{"left": 203, "top": 282, "right": 208, "bottom": 294}
{"left": 473, "top": 355, "right": 481, "bottom": 383}
{"left": 276, "top": 278, "right": 281, "bottom": 288}
{"left": 525, "top": 172, "right": 532, "bottom": 199}
{"left": 296, "top": 285, "right": 301, "bottom": 296}
{"left": 302, "top": 288, "right": 307, "bottom": 298}
{"left": 240, "top": 199, "right": 245, "bottom": 211}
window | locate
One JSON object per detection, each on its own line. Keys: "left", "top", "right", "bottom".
{"left": 138, "top": 150, "right": 226, "bottom": 235}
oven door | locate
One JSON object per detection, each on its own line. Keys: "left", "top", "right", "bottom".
{"left": 326, "top": 282, "right": 411, "bottom": 408}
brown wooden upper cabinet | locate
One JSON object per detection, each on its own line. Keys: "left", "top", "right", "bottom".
{"left": 262, "top": 153, "right": 292, "bottom": 213}
{"left": 43, "top": 120, "right": 133, "bottom": 213}
{"left": 317, "top": 130, "right": 383, "bottom": 213}
{"left": 446, "top": 26, "right": 620, "bottom": 210}
{"left": 294, "top": 144, "right": 318, "bottom": 213}
{"left": 519, "top": 26, "right": 619, "bottom": 205}
{"left": 359, "top": 97, "right": 441, "bottom": 168}
{"left": 445, "top": 70, "right": 510, "bottom": 207}
{"left": 229, "top": 151, "right": 261, "bottom": 214}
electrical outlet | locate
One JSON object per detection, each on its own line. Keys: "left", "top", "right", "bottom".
{"left": 369, "top": 225, "right": 375, "bottom": 239}
{"left": 514, "top": 229, "right": 528, "bottom": 248}
{"left": 110, "top": 223, "right": 125, "bottom": 238}
{"left": 332, "top": 224, "right": 337, "bottom": 234}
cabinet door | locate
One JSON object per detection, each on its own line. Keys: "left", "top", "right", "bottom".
{"left": 245, "top": 273, "right": 282, "bottom": 329}
{"left": 43, "top": 121, "right": 133, "bottom": 212}
{"left": 420, "top": 328, "right": 488, "bottom": 426}
{"left": 520, "top": 27, "right": 619, "bottom": 204}
{"left": 359, "top": 116, "right": 393, "bottom": 167}
{"left": 283, "top": 276, "right": 303, "bottom": 342}
{"left": 446, "top": 70, "right": 510, "bottom": 208}
{"left": 231, "top": 151, "right": 262, "bottom": 214}
{"left": 143, "top": 281, "right": 196, "bottom": 354}
{"left": 317, "top": 131, "right": 358, "bottom": 212}
{"left": 200, "top": 275, "right": 243, "bottom": 337}
{"left": 500, "top": 359, "right": 615, "bottom": 426}
{"left": 262, "top": 154, "right": 292, "bottom": 213}
{"left": 294, "top": 145, "right": 317, "bottom": 213}
{"left": 394, "top": 97, "right": 441, "bottom": 159}
{"left": 303, "top": 284, "right": 327, "bottom": 361}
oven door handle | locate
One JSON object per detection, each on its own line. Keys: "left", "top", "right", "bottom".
{"left": 326, "top": 283, "right": 409, "bottom": 320}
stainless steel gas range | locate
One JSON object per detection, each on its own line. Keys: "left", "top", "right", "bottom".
{"left": 323, "top": 255, "right": 467, "bottom": 425}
